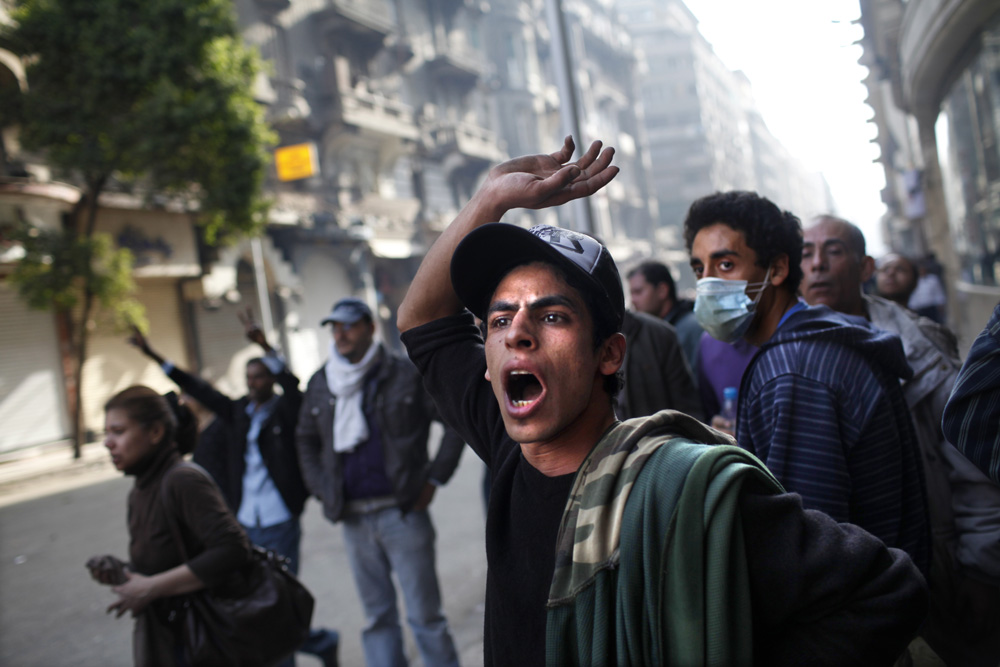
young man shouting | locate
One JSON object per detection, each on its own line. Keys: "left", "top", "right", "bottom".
{"left": 398, "top": 138, "right": 927, "bottom": 666}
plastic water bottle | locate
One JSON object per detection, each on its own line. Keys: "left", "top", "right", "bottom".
{"left": 721, "top": 386, "right": 738, "bottom": 423}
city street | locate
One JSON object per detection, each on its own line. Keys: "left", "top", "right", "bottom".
{"left": 0, "top": 447, "right": 488, "bottom": 667}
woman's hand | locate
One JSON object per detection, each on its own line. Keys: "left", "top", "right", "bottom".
{"left": 107, "top": 571, "right": 158, "bottom": 618}
{"left": 104, "top": 563, "right": 204, "bottom": 618}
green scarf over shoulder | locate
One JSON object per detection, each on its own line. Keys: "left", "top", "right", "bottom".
{"left": 546, "top": 410, "right": 784, "bottom": 666}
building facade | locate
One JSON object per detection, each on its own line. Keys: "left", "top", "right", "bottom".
{"left": 858, "top": 0, "right": 1000, "bottom": 346}
{"left": 1, "top": 0, "right": 663, "bottom": 452}
{"left": 616, "top": 0, "right": 834, "bottom": 291}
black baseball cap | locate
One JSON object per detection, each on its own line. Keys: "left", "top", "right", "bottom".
{"left": 321, "top": 297, "right": 373, "bottom": 325}
{"left": 450, "top": 223, "right": 625, "bottom": 330}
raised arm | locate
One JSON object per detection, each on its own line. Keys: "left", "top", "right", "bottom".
{"left": 243, "top": 307, "right": 304, "bottom": 418}
{"left": 128, "top": 325, "right": 166, "bottom": 366}
{"left": 239, "top": 307, "right": 275, "bottom": 355}
{"left": 397, "top": 136, "right": 618, "bottom": 332}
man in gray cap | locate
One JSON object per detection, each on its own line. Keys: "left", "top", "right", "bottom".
{"left": 396, "top": 137, "right": 927, "bottom": 666}
{"left": 296, "top": 297, "right": 464, "bottom": 667}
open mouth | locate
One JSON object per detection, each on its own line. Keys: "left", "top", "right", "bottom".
{"left": 507, "top": 369, "right": 543, "bottom": 408}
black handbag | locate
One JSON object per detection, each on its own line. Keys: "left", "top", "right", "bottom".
{"left": 160, "top": 463, "right": 315, "bottom": 667}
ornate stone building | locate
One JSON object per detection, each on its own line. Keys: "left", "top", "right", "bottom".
{"left": 858, "top": 0, "right": 1000, "bottom": 345}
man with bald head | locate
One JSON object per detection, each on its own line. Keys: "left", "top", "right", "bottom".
{"left": 801, "top": 215, "right": 1000, "bottom": 666}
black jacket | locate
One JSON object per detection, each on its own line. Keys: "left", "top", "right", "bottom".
{"left": 167, "top": 364, "right": 309, "bottom": 518}
{"left": 295, "top": 346, "right": 464, "bottom": 523}
{"left": 620, "top": 311, "right": 703, "bottom": 421}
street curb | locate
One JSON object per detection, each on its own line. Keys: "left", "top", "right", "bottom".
{"left": 0, "top": 442, "right": 116, "bottom": 507}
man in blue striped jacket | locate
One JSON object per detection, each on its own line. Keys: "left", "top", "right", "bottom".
{"left": 684, "top": 191, "right": 930, "bottom": 574}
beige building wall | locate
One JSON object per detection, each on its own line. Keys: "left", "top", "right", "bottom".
{"left": 80, "top": 278, "right": 189, "bottom": 436}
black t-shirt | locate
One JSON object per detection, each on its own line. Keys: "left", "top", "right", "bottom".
{"left": 484, "top": 450, "right": 574, "bottom": 665}
{"left": 402, "top": 311, "right": 573, "bottom": 665}
{"left": 402, "top": 311, "right": 928, "bottom": 666}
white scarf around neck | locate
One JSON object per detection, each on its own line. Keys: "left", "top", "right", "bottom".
{"left": 325, "top": 339, "right": 381, "bottom": 452}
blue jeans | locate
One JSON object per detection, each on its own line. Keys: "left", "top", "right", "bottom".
{"left": 342, "top": 507, "right": 459, "bottom": 667}
{"left": 245, "top": 518, "right": 340, "bottom": 666}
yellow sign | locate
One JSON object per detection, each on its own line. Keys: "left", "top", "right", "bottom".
{"left": 275, "top": 143, "right": 319, "bottom": 182}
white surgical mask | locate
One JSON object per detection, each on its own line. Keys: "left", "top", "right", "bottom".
{"left": 693, "top": 268, "right": 772, "bottom": 343}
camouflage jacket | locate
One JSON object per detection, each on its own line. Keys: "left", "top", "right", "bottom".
{"left": 548, "top": 410, "right": 740, "bottom": 604}
{"left": 546, "top": 409, "right": 784, "bottom": 666}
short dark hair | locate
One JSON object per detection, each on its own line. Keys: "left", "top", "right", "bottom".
{"left": 246, "top": 357, "right": 275, "bottom": 375}
{"left": 163, "top": 391, "right": 199, "bottom": 456}
{"left": 104, "top": 385, "right": 197, "bottom": 454}
{"left": 626, "top": 261, "right": 676, "bottom": 300}
{"left": 683, "top": 191, "right": 804, "bottom": 293}
{"left": 486, "top": 260, "right": 624, "bottom": 399}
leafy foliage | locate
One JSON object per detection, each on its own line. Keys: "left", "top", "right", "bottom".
{"left": 7, "top": 220, "right": 147, "bottom": 332}
{"left": 1, "top": 0, "right": 274, "bottom": 449}
{"left": 4, "top": 0, "right": 274, "bottom": 241}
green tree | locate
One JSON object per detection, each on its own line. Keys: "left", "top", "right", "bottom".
{"left": 1, "top": 0, "right": 275, "bottom": 456}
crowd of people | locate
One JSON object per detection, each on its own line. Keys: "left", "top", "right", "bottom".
{"left": 86, "top": 137, "right": 1000, "bottom": 666}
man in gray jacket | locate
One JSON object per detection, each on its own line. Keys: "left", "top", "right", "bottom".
{"left": 295, "top": 297, "right": 464, "bottom": 667}
{"left": 801, "top": 215, "right": 1000, "bottom": 666}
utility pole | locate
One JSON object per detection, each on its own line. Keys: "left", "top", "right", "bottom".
{"left": 545, "top": 0, "right": 595, "bottom": 236}
{"left": 250, "top": 236, "right": 275, "bottom": 339}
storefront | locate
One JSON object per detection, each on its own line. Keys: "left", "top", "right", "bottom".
{"left": 935, "top": 13, "right": 1000, "bottom": 287}
{"left": 0, "top": 283, "right": 71, "bottom": 452}
{"left": 78, "top": 202, "right": 201, "bottom": 438}
{"left": 932, "top": 9, "right": 1000, "bottom": 332}
{"left": 0, "top": 183, "right": 78, "bottom": 453}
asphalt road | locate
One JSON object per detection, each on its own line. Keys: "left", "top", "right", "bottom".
{"left": 0, "top": 446, "right": 488, "bottom": 667}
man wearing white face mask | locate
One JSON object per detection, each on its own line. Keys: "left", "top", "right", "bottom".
{"left": 684, "top": 191, "right": 930, "bottom": 576}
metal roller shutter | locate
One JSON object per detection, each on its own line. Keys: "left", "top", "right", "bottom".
{"left": 0, "top": 284, "right": 71, "bottom": 452}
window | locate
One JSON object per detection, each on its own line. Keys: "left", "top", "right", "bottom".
{"left": 936, "top": 14, "right": 1000, "bottom": 285}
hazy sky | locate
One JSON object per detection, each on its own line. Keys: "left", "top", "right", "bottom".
{"left": 681, "top": 0, "right": 887, "bottom": 252}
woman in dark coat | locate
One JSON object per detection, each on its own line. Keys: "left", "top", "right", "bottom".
{"left": 86, "top": 386, "right": 251, "bottom": 665}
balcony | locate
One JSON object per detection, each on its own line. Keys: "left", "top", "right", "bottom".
{"left": 424, "top": 121, "right": 504, "bottom": 165}
{"left": 335, "top": 87, "right": 419, "bottom": 142}
{"left": 253, "top": 0, "right": 291, "bottom": 16}
{"left": 898, "top": 0, "right": 997, "bottom": 115}
{"left": 425, "top": 0, "right": 489, "bottom": 18}
{"left": 267, "top": 77, "right": 312, "bottom": 130}
{"left": 321, "top": 0, "right": 395, "bottom": 52}
{"left": 327, "top": 57, "right": 418, "bottom": 141}
{"left": 425, "top": 35, "right": 486, "bottom": 89}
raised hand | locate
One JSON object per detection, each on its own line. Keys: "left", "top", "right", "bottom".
{"left": 126, "top": 325, "right": 165, "bottom": 365}
{"left": 127, "top": 325, "right": 149, "bottom": 354}
{"left": 238, "top": 307, "right": 272, "bottom": 352}
{"left": 479, "top": 136, "right": 618, "bottom": 213}
{"left": 398, "top": 137, "right": 619, "bottom": 332}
